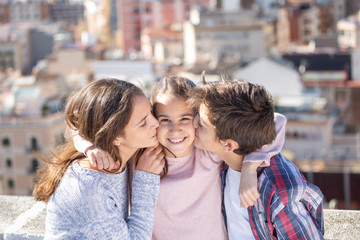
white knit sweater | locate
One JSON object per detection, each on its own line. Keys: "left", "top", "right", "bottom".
{"left": 45, "top": 161, "right": 160, "bottom": 240}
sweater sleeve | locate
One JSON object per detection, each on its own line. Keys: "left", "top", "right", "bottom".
{"left": 127, "top": 170, "right": 160, "bottom": 239}
{"left": 72, "top": 129, "right": 93, "bottom": 155}
{"left": 80, "top": 171, "right": 160, "bottom": 240}
{"left": 243, "top": 113, "right": 287, "bottom": 167}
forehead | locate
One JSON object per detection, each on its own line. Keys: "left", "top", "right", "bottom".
{"left": 127, "top": 95, "right": 150, "bottom": 124}
{"left": 155, "top": 94, "right": 192, "bottom": 114}
{"left": 199, "top": 104, "right": 214, "bottom": 126}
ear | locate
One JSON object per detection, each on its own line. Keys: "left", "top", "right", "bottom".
{"left": 219, "top": 139, "right": 239, "bottom": 152}
{"left": 113, "top": 136, "right": 123, "bottom": 146}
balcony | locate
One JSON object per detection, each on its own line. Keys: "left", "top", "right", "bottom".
{"left": 0, "top": 195, "right": 359, "bottom": 239}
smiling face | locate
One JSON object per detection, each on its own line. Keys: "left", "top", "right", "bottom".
{"left": 155, "top": 94, "right": 195, "bottom": 158}
{"left": 115, "top": 95, "right": 159, "bottom": 152}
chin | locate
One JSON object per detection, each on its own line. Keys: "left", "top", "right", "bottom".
{"left": 194, "top": 142, "right": 206, "bottom": 151}
{"left": 147, "top": 140, "right": 159, "bottom": 147}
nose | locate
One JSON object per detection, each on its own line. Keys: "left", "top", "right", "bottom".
{"left": 150, "top": 114, "right": 159, "bottom": 128}
{"left": 193, "top": 114, "right": 199, "bottom": 129}
{"left": 170, "top": 121, "right": 181, "bottom": 132}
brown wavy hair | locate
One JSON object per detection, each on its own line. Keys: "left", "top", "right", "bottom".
{"left": 188, "top": 78, "right": 276, "bottom": 155}
{"left": 33, "top": 79, "right": 144, "bottom": 202}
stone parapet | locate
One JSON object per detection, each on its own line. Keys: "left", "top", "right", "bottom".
{"left": 0, "top": 195, "right": 359, "bottom": 239}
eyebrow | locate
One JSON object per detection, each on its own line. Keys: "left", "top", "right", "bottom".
{"left": 136, "top": 114, "right": 148, "bottom": 126}
{"left": 157, "top": 113, "right": 193, "bottom": 118}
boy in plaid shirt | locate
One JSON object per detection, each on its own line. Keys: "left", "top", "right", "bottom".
{"left": 189, "top": 79, "right": 324, "bottom": 240}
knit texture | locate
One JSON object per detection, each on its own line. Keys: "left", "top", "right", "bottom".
{"left": 45, "top": 161, "right": 160, "bottom": 240}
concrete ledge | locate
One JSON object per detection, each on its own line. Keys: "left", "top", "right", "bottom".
{"left": 0, "top": 195, "right": 359, "bottom": 239}
{"left": 323, "top": 209, "right": 360, "bottom": 240}
{"left": 0, "top": 196, "right": 45, "bottom": 240}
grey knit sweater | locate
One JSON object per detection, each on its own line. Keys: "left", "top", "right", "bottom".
{"left": 45, "top": 161, "right": 160, "bottom": 240}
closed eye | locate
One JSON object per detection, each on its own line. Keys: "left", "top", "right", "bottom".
{"left": 140, "top": 120, "right": 146, "bottom": 127}
{"left": 181, "top": 117, "right": 192, "bottom": 121}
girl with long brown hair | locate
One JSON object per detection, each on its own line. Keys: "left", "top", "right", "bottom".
{"left": 33, "top": 78, "right": 164, "bottom": 239}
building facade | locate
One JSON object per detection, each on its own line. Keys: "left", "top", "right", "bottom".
{"left": 0, "top": 114, "right": 65, "bottom": 195}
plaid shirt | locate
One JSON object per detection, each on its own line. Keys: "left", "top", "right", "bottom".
{"left": 221, "top": 153, "right": 325, "bottom": 240}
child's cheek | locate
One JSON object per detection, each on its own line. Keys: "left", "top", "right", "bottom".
{"left": 156, "top": 125, "right": 167, "bottom": 145}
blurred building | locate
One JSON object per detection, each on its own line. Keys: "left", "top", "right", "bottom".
{"left": 287, "top": 2, "right": 320, "bottom": 44}
{"left": 344, "top": 0, "right": 360, "bottom": 16}
{"left": 10, "top": 0, "right": 50, "bottom": 24}
{"left": 283, "top": 47, "right": 360, "bottom": 128}
{"left": 0, "top": 113, "right": 65, "bottom": 195}
{"left": 49, "top": 0, "right": 84, "bottom": 24}
{"left": 0, "top": 40, "right": 22, "bottom": 72}
{"left": 93, "top": 60, "right": 156, "bottom": 96}
{"left": 233, "top": 57, "right": 303, "bottom": 98}
{"left": 283, "top": 48, "right": 360, "bottom": 81}
{"left": 0, "top": 23, "right": 54, "bottom": 74}
{"left": 281, "top": 105, "right": 333, "bottom": 160}
{"left": 0, "top": 3, "right": 10, "bottom": 24}
{"left": 191, "top": 10, "right": 275, "bottom": 65}
{"left": 111, "top": 0, "right": 212, "bottom": 57}
{"left": 45, "top": 48, "right": 95, "bottom": 77}
{"left": 337, "top": 10, "right": 360, "bottom": 49}
{"left": 276, "top": 7, "right": 292, "bottom": 53}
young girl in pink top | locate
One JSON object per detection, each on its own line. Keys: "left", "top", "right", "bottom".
{"left": 74, "top": 76, "right": 285, "bottom": 239}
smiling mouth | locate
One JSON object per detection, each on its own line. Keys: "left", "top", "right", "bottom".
{"left": 168, "top": 137, "right": 186, "bottom": 144}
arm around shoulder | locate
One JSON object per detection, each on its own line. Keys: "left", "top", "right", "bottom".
{"left": 244, "top": 113, "right": 287, "bottom": 166}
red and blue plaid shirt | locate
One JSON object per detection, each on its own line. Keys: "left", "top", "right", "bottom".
{"left": 221, "top": 153, "right": 324, "bottom": 240}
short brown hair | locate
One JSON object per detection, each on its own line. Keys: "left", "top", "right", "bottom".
{"left": 188, "top": 79, "right": 276, "bottom": 155}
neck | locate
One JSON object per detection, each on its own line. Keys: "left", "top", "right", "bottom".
{"left": 78, "top": 146, "right": 136, "bottom": 173}
{"left": 118, "top": 146, "right": 136, "bottom": 169}
{"left": 216, "top": 150, "right": 244, "bottom": 172}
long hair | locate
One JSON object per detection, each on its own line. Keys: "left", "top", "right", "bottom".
{"left": 33, "top": 79, "right": 144, "bottom": 202}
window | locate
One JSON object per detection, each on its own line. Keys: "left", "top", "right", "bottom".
{"left": 30, "top": 158, "right": 39, "bottom": 173}
{"left": 30, "top": 137, "right": 39, "bottom": 151}
{"left": 6, "top": 158, "right": 12, "bottom": 168}
{"left": 8, "top": 179, "right": 14, "bottom": 189}
{"left": 2, "top": 137, "right": 10, "bottom": 147}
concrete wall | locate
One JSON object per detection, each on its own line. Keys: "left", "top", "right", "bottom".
{"left": 0, "top": 195, "right": 359, "bottom": 239}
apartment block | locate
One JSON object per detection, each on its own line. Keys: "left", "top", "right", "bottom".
{"left": 49, "top": 0, "right": 84, "bottom": 24}
{"left": 337, "top": 11, "right": 360, "bottom": 49}
{"left": 194, "top": 10, "right": 275, "bottom": 64}
{"left": 0, "top": 3, "right": 10, "bottom": 24}
{"left": 10, "top": 0, "right": 50, "bottom": 24}
{"left": 287, "top": 3, "right": 320, "bottom": 44}
{"left": 0, "top": 114, "right": 66, "bottom": 195}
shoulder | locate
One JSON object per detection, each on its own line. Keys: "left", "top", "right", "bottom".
{"left": 260, "top": 153, "right": 308, "bottom": 205}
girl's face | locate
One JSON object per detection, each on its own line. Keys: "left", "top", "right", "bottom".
{"left": 155, "top": 94, "right": 195, "bottom": 158}
{"left": 116, "top": 95, "right": 159, "bottom": 151}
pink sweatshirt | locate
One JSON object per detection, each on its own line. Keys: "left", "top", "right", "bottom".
{"left": 152, "top": 146, "right": 227, "bottom": 240}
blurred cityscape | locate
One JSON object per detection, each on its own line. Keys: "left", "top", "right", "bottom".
{"left": 0, "top": 0, "right": 359, "bottom": 210}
